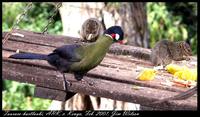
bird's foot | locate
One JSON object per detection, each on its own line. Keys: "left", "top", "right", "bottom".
{"left": 62, "top": 73, "right": 72, "bottom": 91}
{"left": 66, "top": 80, "right": 72, "bottom": 86}
{"left": 63, "top": 80, "right": 72, "bottom": 91}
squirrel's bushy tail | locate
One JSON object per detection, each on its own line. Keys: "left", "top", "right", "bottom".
{"left": 132, "top": 50, "right": 151, "bottom": 61}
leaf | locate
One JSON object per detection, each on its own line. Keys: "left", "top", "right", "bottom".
{"left": 180, "top": 26, "right": 188, "bottom": 40}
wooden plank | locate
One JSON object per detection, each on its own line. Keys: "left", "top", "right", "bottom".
{"left": 3, "top": 60, "right": 64, "bottom": 90}
{"left": 3, "top": 29, "right": 197, "bottom": 66}
{"left": 34, "top": 86, "right": 77, "bottom": 101}
{"left": 2, "top": 29, "right": 151, "bottom": 58}
{"left": 2, "top": 29, "right": 81, "bottom": 47}
{"left": 2, "top": 29, "right": 197, "bottom": 110}
{"left": 3, "top": 50, "right": 190, "bottom": 93}
{"left": 2, "top": 59, "right": 197, "bottom": 110}
{"left": 34, "top": 86, "right": 67, "bottom": 101}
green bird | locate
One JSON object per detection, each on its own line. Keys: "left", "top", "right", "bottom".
{"left": 9, "top": 26, "right": 124, "bottom": 100}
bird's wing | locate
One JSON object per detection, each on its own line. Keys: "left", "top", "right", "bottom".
{"left": 52, "top": 44, "right": 85, "bottom": 62}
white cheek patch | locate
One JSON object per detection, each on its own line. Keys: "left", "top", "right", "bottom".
{"left": 115, "top": 33, "right": 120, "bottom": 40}
{"left": 105, "top": 34, "right": 113, "bottom": 39}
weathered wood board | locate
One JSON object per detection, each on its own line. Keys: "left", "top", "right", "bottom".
{"left": 2, "top": 29, "right": 197, "bottom": 110}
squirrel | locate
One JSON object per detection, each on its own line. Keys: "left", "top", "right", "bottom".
{"left": 129, "top": 39, "right": 192, "bottom": 66}
{"left": 151, "top": 40, "right": 192, "bottom": 66}
{"left": 80, "top": 18, "right": 104, "bottom": 42}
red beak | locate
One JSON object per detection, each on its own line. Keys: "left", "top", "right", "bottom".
{"left": 118, "top": 39, "right": 127, "bottom": 44}
{"left": 118, "top": 40, "right": 124, "bottom": 44}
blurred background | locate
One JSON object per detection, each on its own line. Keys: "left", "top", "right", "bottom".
{"left": 2, "top": 2, "right": 197, "bottom": 110}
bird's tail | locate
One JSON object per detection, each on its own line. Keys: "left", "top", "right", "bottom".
{"left": 9, "top": 53, "right": 48, "bottom": 60}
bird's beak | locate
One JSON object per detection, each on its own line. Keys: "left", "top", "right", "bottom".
{"left": 118, "top": 39, "right": 127, "bottom": 44}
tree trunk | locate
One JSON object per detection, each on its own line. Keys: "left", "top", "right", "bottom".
{"left": 105, "top": 2, "right": 150, "bottom": 48}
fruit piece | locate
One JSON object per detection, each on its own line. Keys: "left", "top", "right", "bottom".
{"left": 165, "top": 64, "right": 182, "bottom": 74}
{"left": 137, "top": 69, "right": 157, "bottom": 81}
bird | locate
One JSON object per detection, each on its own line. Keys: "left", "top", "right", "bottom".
{"left": 9, "top": 26, "right": 124, "bottom": 100}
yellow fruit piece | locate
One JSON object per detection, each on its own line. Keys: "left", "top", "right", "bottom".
{"left": 165, "top": 64, "right": 197, "bottom": 81}
{"left": 165, "top": 64, "right": 182, "bottom": 74}
{"left": 191, "top": 69, "right": 197, "bottom": 81}
{"left": 174, "top": 67, "right": 197, "bottom": 81}
{"left": 137, "top": 69, "right": 157, "bottom": 81}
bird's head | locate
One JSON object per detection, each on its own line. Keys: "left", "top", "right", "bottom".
{"left": 104, "top": 26, "right": 125, "bottom": 44}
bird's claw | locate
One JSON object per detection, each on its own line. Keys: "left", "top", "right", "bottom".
{"left": 67, "top": 81, "right": 72, "bottom": 87}
{"left": 62, "top": 73, "right": 72, "bottom": 91}
{"left": 63, "top": 81, "right": 72, "bottom": 91}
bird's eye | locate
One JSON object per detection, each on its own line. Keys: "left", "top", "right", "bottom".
{"left": 115, "top": 33, "right": 120, "bottom": 40}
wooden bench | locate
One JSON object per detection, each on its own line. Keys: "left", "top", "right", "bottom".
{"left": 2, "top": 29, "right": 197, "bottom": 110}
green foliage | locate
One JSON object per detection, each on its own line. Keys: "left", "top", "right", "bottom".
{"left": 3, "top": 80, "right": 52, "bottom": 110}
{"left": 165, "top": 2, "right": 197, "bottom": 55}
{"left": 2, "top": 3, "right": 25, "bottom": 29}
{"left": 2, "top": 2, "right": 62, "bottom": 34}
{"left": 2, "top": 2, "right": 62, "bottom": 110}
{"left": 147, "top": 2, "right": 197, "bottom": 55}
{"left": 106, "top": 2, "right": 121, "bottom": 9}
